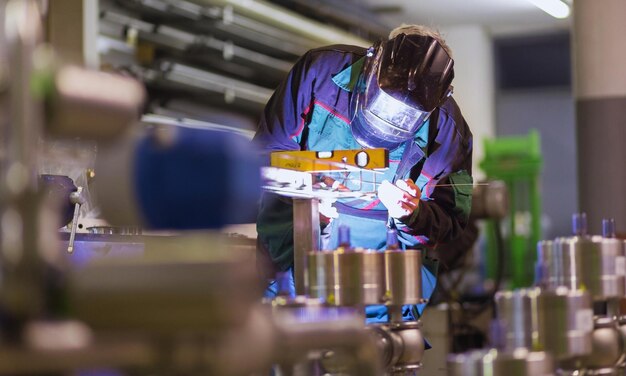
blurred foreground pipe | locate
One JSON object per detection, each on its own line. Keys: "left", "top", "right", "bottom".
{"left": 96, "top": 123, "right": 261, "bottom": 229}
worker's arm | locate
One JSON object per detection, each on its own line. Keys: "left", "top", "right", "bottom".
{"left": 254, "top": 51, "right": 318, "bottom": 274}
{"left": 385, "top": 98, "right": 474, "bottom": 246}
{"left": 252, "top": 50, "right": 317, "bottom": 153}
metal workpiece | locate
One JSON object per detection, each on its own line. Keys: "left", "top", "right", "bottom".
{"left": 306, "top": 248, "right": 424, "bottom": 307}
{"left": 495, "top": 288, "right": 541, "bottom": 351}
{"left": 541, "top": 235, "right": 625, "bottom": 300}
{"left": 67, "top": 233, "right": 263, "bottom": 333}
{"left": 578, "top": 317, "right": 626, "bottom": 370}
{"left": 537, "top": 287, "right": 593, "bottom": 360}
{"left": 294, "top": 198, "right": 320, "bottom": 296}
{"left": 447, "top": 348, "right": 554, "bottom": 376}
{"left": 384, "top": 250, "right": 424, "bottom": 305}
{"left": 366, "top": 322, "right": 426, "bottom": 374}
{"left": 550, "top": 236, "right": 586, "bottom": 290}
{"left": 307, "top": 248, "right": 385, "bottom": 306}
{"left": 271, "top": 300, "right": 383, "bottom": 376}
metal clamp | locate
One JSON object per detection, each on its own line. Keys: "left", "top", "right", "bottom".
{"left": 67, "top": 186, "right": 85, "bottom": 253}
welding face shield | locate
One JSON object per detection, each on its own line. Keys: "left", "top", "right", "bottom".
{"left": 350, "top": 34, "right": 454, "bottom": 149}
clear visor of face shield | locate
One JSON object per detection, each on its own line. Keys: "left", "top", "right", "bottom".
{"left": 350, "top": 68, "right": 431, "bottom": 149}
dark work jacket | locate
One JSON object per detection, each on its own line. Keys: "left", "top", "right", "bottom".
{"left": 254, "top": 44, "right": 473, "bottom": 273}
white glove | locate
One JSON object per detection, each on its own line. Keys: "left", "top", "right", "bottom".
{"left": 377, "top": 179, "right": 421, "bottom": 219}
{"left": 318, "top": 198, "right": 338, "bottom": 220}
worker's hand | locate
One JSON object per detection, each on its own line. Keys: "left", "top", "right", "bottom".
{"left": 313, "top": 174, "right": 351, "bottom": 192}
{"left": 319, "top": 198, "right": 338, "bottom": 226}
{"left": 377, "top": 179, "right": 421, "bottom": 219}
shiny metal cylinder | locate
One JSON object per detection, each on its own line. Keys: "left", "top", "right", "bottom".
{"left": 547, "top": 236, "right": 624, "bottom": 299}
{"left": 551, "top": 236, "right": 588, "bottom": 290}
{"left": 536, "top": 240, "right": 554, "bottom": 287}
{"left": 590, "top": 236, "right": 625, "bottom": 299}
{"left": 495, "top": 288, "right": 540, "bottom": 351}
{"left": 307, "top": 249, "right": 385, "bottom": 306}
{"left": 384, "top": 250, "right": 423, "bottom": 305}
{"left": 536, "top": 287, "right": 593, "bottom": 359}
{"left": 447, "top": 349, "right": 554, "bottom": 376}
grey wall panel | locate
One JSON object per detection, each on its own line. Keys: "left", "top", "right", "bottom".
{"left": 496, "top": 89, "right": 577, "bottom": 239}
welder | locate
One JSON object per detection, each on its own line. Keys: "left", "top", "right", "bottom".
{"left": 254, "top": 24, "right": 473, "bottom": 323}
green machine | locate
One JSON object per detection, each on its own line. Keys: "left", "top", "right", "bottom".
{"left": 480, "top": 130, "right": 543, "bottom": 288}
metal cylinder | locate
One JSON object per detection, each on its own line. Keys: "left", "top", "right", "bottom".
{"left": 447, "top": 349, "right": 554, "bottom": 376}
{"left": 307, "top": 249, "right": 385, "bottom": 306}
{"left": 384, "top": 250, "right": 423, "bottom": 305}
{"left": 495, "top": 288, "right": 540, "bottom": 351}
{"left": 548, "top": 236, "right": 624, "bottom": 300}
{"left": 536, "top": 287, "right": 593, "bottom": 360}
{"left": 551, "top": 236, "right": 587, "bottom": 291}
{"left": 589, "top": 236, "right": 625, "bottom": 299}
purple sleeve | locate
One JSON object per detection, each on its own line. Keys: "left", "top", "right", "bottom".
{"left": 396, "top": 98, "right": 474, "bottom": 245}
{"left": 253, "top": 51, "right": 316, "bottom": 152}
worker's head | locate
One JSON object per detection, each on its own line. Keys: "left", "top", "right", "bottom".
{"left": 350, "top": 25, "right": 454, "bottom": 149}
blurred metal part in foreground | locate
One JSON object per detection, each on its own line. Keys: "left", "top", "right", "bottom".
{"left": 495, "top": 288, "right": 541, "bottom": 352}
{"left": 47, "top": 65, "right": 146, "bottom": 140}
{"left": 470, "top": 180, "right": 508, "bottom": 220}
{"left": 581, "top": 317, "right": 625, "bottom": 371}
{"left": 270, "top": 296, "right": 383, "bottom": 376}
{"left": 306, "top": 248, "right": 423, "bottom": 307}
{"left": 95, "top": 123, "right": 262, "bottom": 230}
{"left": 537, "top": 287, "right": 593, "bottom": 360}
{"left": 447, "top": 348, "right": 554, "bottom": 376}
{"left": 68, "top": 233, "right": 262, "bottom": 333}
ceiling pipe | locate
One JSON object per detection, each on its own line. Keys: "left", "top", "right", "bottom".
{"left": 190, "top": 0, "right": 372, "bottom": 47}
